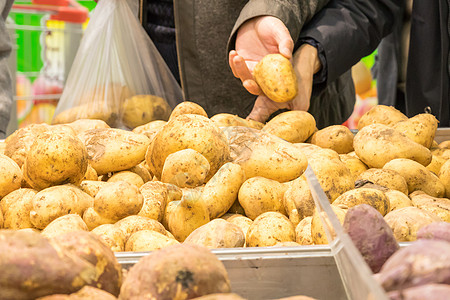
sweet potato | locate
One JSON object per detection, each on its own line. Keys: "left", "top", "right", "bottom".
{"left": 417, "top": 222, "right": 450, "bottom": 243}
{"left": 387, "top": 284, "right": 450, "bottom": 300}
{"left": 37, "top": 286, "right": 117, "bottom": 300}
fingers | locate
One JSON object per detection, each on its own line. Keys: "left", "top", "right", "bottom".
{"left": 278, "top": 38, "right": 294, "bottom": 59}
{"left": 228, "top": 50, "right": 239, "bottom": 77}
{"left": 229, "top": 50, "right": 262, "bottom": 95}
{"left": 247, "top": 95, "right": 290, "bottom": 122}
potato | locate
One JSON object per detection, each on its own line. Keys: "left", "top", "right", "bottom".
{"left": 41, "top": 214, "right": 88, "bottom": 239}
{"left": 262, "top": 111, "right": 315, "bottom": 143}
{"left": 417, "top": 222, "right": 450, "bottom": 243}
{"left": 431, "top": 147, "right": 450, "bottom": 160}
{"left": 333, "top": 187, "right": 390, "bottom": 216}
{"left": 65, "top": 119, "right": 110, "bottom": 135}
{"left": 253, "top": 53, "right": 298, "bottom": 103}
{"left": 165, "top": 182, "right": 183, "bottom": 202}
{"left": 83, "top": 207, "right": 116, "bottom": 230}
{"left": 426, "top": 155, "right": 446, "bottom": 175}
{"left": 410, "top": 191, "right": 450, "bottom": 222}
{"left": 246, "top": 212, "right": 295, "bottom": 247}
{"left": 0, "top": 154, "right": 22, "bottom": 198}
{"left": 108, "top": 171, "right": 144, "bottom": 188}
{"left": 168, "top": 190, "right": 210, "bottom": 242}
{"left": 210, "top": 113, "right": 249, "bottom": 127}
{"left": 311, "top": 205, "right": 347, "bottom": 244}
{"left": 310, "top": 125, "right": 354, "bottom": 154}
{"left": 51, "top": 231, "right": 123, "bottom": 296}
{"left": 122, "top": 94, "right": 171, "bottom": 128}
{"left": 222, "top": 214, "right": 252, "bottom": 241}
{"left": 356, "top": 168, "right": 408, "bottom": 195}
{"left": 392, "top": 113, "right": 439, "bottom": 148}
{"left": 438, "top": 159, "right": 450, "bottom": 198}
{"left": 91, "top": 223, "right": 126, "bottom": 252}
{"left": 385, "top": 189, "right": 412, "bottom": 212}
{"left": 377, "top": 239, "right": 450, "bottom": 292}
{"left": 293, "top": 143, "right": 323, "bottom": 158}
{"left": 238, "top": 176, "right": 287, "bottom": 220}
{"left": 353, "top": 124, "right": 432, "bottom": 168}
{"left": 147, "top": 114, "right": 230, "bottom": 180}
{"left": 184, "top": 219, "right": 245, "bottom": 249}
{"left": 94, "top": 181, "right": 144, "bottom": 221}
{"left": 119, "top": 243, "right": 230, "bottom": 299}
{"left": 132, "top": 120, "right": 166, "bottom": 140}
{"left": 161, "top": 149, "right": 210, "bottom": 188}
{"left": 339, "top": 154, "right": 368, "bottom": 180}
{"left": 79, "top": 180, "right": 107, "bottom": 198}
{"left": 79, "top": 128, "right": 150, "bottom": 175}
{"left": 125, "top": 229, "right": 179, "bottom": 252}
{"left": 30, "top": 185, "right": 93, "bottom": 229}
{"left": 226, "top": 199, "right": 246, "bottom": 215}
{"left": 357, "top": 105, "right": 407, "bottom": 130}
{"left": 138, "top": 181, "right": 168, "bottom": 222}
{"left": 169, "top": 101, "right": 208, "bottom": 120}
{"left": 115, "top": 215, "right": 167, "bottom": 242}
{"left": 23, "top": 131, "right": 88, "bottom": 190}
{"left": 246, "top": 119, "right": 264, "bottom": 130}
{"left": 384, "top": 206, "right": 441, "bottom": 241}
{"left": 128, "top": 163, "right": 152, "bottom": 183}
{"left": 37, "top": 286, "right": 117, "bottom": 300}
{"left": 83, "top": 164, "right": 98, "bottom": 181}
{"left": 223, "top": 126, "right": 308, "bottom": 182}
{"left": 1, "top": 188, "right": 36, "bottom": 229}
{"left": 4, "top": 123, "right": 50, "bottom": 167}
{"left": 189, "top": 294, "right": 246, "bottom": 300}
{"left": 295, "top": 216, "right": 313, "bottom": 245}
{"left": 343, "top": 204, "right": 399, "bottom": 273}
{"left": 384, "top": 158, "right": 446, "bottom": 197}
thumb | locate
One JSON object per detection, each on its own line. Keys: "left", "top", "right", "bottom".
{"left": 268, "top": 18, "right": 293, "bottom": 58}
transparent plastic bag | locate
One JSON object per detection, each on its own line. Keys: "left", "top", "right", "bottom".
{"left": 53, "top": 0, "right": 183, "bottom": 129}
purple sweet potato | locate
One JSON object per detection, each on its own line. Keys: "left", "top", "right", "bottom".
{"left": 417, "top": 222, "right": 450, "bottom": 243}
{"left": 343, "top": 204, "right": 399, "bottom": 273}
{"left": 387, "top": 284, "right": 450, "bottom": 300}
{"left": 377, "top": 239, "right": 450, "bottom": 292}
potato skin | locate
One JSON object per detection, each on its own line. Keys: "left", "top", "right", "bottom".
{"left": 125, "top": 230, "right": 179, "bottom": 252}
{"left": 438, "top": 159, "right": 450, "bottom": 198}
{"left": 311, "top": 205, "right": 347, "bottom": 244}
{"left": 1, "top": 188, "right": 37, "bottom": 229}
{"left": 417, "top": 222, "right": 450, "bottom": 243}
{"left": 122, "top": 94, "right": 171, "bottom": 128}
{"left": 357, "top": 168, "right": 408, "bottom": 195}
{"left": 138, "top": 181, "right": 169, "bottom": 222}
{"left": 385, "top": 190, "right": 412, "bottom": 212}
{"left": 262, "top": 111, "right": 316, "bottom": 143}
{"left": 310, "top": 125, "right": 354, "bottom": 154}
{"left": 37, "top": 286, "right": 117, "bottom": 300}
{"left": 339, "top": 154, "right": 368, "bottom": 180}
{"left": 65, "top": 119, "right": 110, "bottom": 135}
{"left": 132, "top": 120, "right": 166, "bottom": 140}
{"left": 295, "top": 216, "right": 313, "bottom": 245}
{"left": 333, "top": 188, "right": 390, "bottom": 216}
{"left": 357, "top": 105, "right": 407, "bottom": 130}
{"left": 210, "top": 113, "right": 249, "bottom": 127}
{"left": 41, "top": 214, "right": 88, "bottom": 239}
{"left": 253, "top": 54, "right": 298, "bottom": 103}
{"left": 246, "top": 212, "right": 295, "bottom": 247}
{"left": 108, "top": 171, "right": 144, "bottom": 188}
{"left": 409, "top": 191, "right": 450, "bottom": 222}
{"left": 91, "top": 224, "right": 126, "bottom": 252}
{"left": 184, "top": 219, "right": 245, "bottom": 249}
{"left": 115, "top": 215, "right": 168, "bottom": 242}
{"left": 0, "top": 154, "right": 22, "bottom": 198}
{"left": 392, "top": 113, "right": 438, "bottom": 148}
{"left": 119, "top": 243, "right": 231, "bottom": 299}
{"left": 169, "top": 101, "right": 208, "bottom": 120}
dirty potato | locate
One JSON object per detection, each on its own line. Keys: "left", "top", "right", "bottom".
{"left": 246, "top": 212, "right": 295, "bottom": 247}
{"left": 310, "top": 125, "right": 354, "bottom": 154}
{"left": 262, "top": 111, "right": 316, "bottom": 143}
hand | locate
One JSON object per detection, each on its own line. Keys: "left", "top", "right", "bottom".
{"left": 235, "top": 44, "right": 322, "bottom": 122}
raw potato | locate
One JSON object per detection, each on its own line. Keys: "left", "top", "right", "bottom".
{"left": 4, "top": 123, "right": 50, "bottom": 167}
{"left": 356, "top": 168, "right": 408, "bottom": 195}
{"left": 357, "top": 105, "right": 407, "bottom": 130}
{"left": 147, "top": 114, "right": 230, "bottom": 180}
{"left": 0, "top": 154, "right": 22, "bottom": 198}
{"left": 30, "top": 185, "right": 93, "bottom": 229}
{"left": 169, "top": 101, "right": 208, "bottom": 120}
{"left": 438, "top": 159, "right": 450, "bottom": 198}
{"left": 65, "top": 119, "right": 110, "bottom": 135}
{"left": 210, "top": 113, "right": 249, "bottom": 127}
{"left": 125, "top": 230, "right": 179, "bottom": 252}
{"left": 339, "top": 154, "right": 368, "bottom": 180}
{"left": 223, "top": 214, "right": 252, "bottom": 241}
{"left": 78, "top": 128, "right": 151, "bottom": 175}
{"left": 333, "top": 188, "right": 390, "bottom": 216}
{"left": 138, "top": 181, "right": 168, "bottom": 222}
{"left": 310, "top": 125, "right": 354, "bottom": 154}
{"left": 246, "top": 119, "right": 264, "bottom": 130}
{"left": 295, "top": 216, "right": 313, "bottom": 245}
{"left": 385, "top": 190, "right": 412, "bottom": 212}
{"left": 426, "top": 155, "right": 446, "bottom": 175}
{"left": 83, "top": 207, "right": 116, "bottom": 230}
{"left": 128, "top": 163, "right": 152, "bottom": 183}
{"left": 184, "top": 219, "right": 245, "bottom": 249}
{"left": 262, "top": 111, "right": 316, "bottom": 143}
{"left": 115, "top": 215, "right": 167, "bottom": 241}
{"left": 132, "top": 120, "right": 166, "bottom": 140}
{"left": 37, "top": 286, "right": 117, "bottom": 300}
{"left": 392, "top": 113, "right": 439, "bottom": 148}
{"left": 83, "top": 164, "right": 98, "bottom": 181}
{"left": 383, "top": 158, "right": 446, "bottom": 197}
{"left": 353, "top": 124, "right": 432, "bottom": 168}
{"left": 189, "top": 293, "right": 246, "bottom": 300}
{"left": 91, "top": 224, "right": 126, "bottom": 252}
{"left": 1, "top": 188, "right": 37, "bottom": 229}
{"left": 384, "top": 206, "right": 441, "bottom": 241}
{"left": 293, "top": 143, "right": 323, "bottom": 158}
{"left": 226, "top": 199, "right": 246, "bottom": 215}
{"left": 238, "top": 176, "right": 287, "bottom": 220}
{"left": 343, "top": 204, "right": 399, "bottom": 273}
{"left": 23, "top": 130, "right": 88, "bottom": 190}
{"left": 161, "top": 149, "right": 210, "bottom": 188}
{"left": 431, "top": 147, "right": 450, "bottom": 160}
{"left": 119, "top": 243, "right": 230, "bottom": 299}
{"left": 253, "top": 53, "right": 298, "bottom": 103}
{"left": 223, "top": 126, "right": 308, "bottom": 182}
{"left": 41, "top": 214, "right": 88, "bottom": 238}
{"left": 409, "top": 191, "right": 450, "bottom": 222}
{"left": 94, "top": 181, "right": 144, "bottom": 221}
{"left": 108, "top": 171, "right": 145, "bottom": 188}
{"left": 79, "top": 180, "right": 107, "bottom": 198}
{"left": 246, "top": 212, "right": 295, "bottom": 247}
{"left": 311, "top": 205, "right": 347, "bottom": 244}
{"left": 202, "top": 162, "right": 246, "bottom": 219}
{"left": 168, "top": 190, "right": 210, "bottom": 242}
{"left": 122, "top": 94, "right": 171, "bottom": 128}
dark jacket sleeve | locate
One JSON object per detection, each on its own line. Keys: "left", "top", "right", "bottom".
{"left": 299, "top": 0, "right": 401, "bottom": 85}
{"left": 228, "top": 0, "right": 330, "bottom": 51}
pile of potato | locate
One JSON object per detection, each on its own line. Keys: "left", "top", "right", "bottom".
{"left": 0, "top": 102, "right": 449, "bottom": 254}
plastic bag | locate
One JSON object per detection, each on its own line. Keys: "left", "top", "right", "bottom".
{"left": 53, "top": 0, "right": 183, "bottom": 129}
